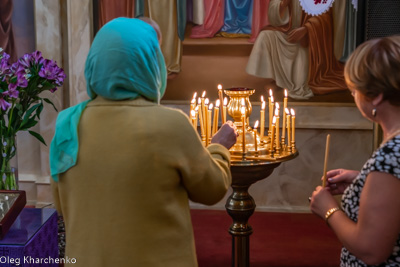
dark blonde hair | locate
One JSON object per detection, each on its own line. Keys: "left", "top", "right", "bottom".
{"left": 344, "top": 35, "right": 400, "bottom": 106}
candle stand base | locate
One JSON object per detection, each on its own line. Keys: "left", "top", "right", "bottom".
{"left": 226, "top": 156, "right": 297, "bottom": 267}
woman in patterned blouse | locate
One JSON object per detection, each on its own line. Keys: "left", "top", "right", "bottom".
{"left": 310, "top": 35, "right": 400, "bottom": 267}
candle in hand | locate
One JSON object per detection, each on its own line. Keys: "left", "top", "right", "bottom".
{"left": 254, "top": 120, "right": 259, "bottom": 152}
{"left": 322, "top": 134, "right": 331, "bottom": 187}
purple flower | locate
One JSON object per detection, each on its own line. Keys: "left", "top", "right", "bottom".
{"left": 39, "top": 59, "right": 60, "bottom": 80}
{"left": 4, "top": 88, "right": 19, "bottom": 99}
{"left": 18, "top": 53, "right": 32, "bottom": 69}
{"left": 0, "top": 97, "right": 11, "bottom": 111}
{"left": 8, "top": 73, "right": 28, "bottom": 90}
{"left": 0, "top": 52, "right": 11, "bottom": 76}
{"left": 31, "top": 51, "right": 44, "bottom": 65}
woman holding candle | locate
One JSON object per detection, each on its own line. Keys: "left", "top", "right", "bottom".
{"left": 310, "top": 36, "right": 400, "bottom": 266}
{"left": 49, "top": 17, "right": 237, "bottom": 267}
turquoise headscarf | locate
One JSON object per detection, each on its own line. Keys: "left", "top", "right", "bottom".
{"left": 50, "top": 17, "right": 167, "bottom": 182}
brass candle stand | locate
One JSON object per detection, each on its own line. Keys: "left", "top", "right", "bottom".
{"left": 189, "top": 87, "right": 298, "bottom": 267}
{"left": 223, "top": 88, "right": 298, "bottom": 267}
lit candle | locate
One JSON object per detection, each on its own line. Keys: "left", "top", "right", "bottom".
{"left": 212, "top": 100, "right": 220, "bottom": 135}
{"left": 275, "top": 106, "right": 280, "bottom": 151}
{"left": 217, "top": 84, "right": 224, "bottom": 123}
{"left": 191, "top": 109, "right": 196, "bottom": 129}
{"left": 204, "top": 98, "right": 209, "bottom": 142}
{"left": 291, "top": 108, "right": 296, "bottom": 149}
{"left": 198, "top": 98, "right": 205, "bottom": 138}
{"left": 206, "top": 103, "right": 213, "bottom": 146}
{"left": 253, "top": 120, "right": 259, "bottom": 152}
{"left": 270, "top": 116, "right": 276, "bottom": 156}
{"left": 241, "top": 106, "right": 246, "bottom": 154}
{"left": 223, "top": 97, "right": 228, "bottom": 123}
{"left": 190, "top": 97, "right": 196, "bottom": 116}
{"left": 282, "top": 89, "right": 288, "bottom": 141}
{"left": 285, "top": 108, "right": 291, "bottom": 152}
{"left": 269, "top": 95, "right": 274, "bottom": 140}
{"left": 260, "top": 101, "right": 265, "bottom": 138}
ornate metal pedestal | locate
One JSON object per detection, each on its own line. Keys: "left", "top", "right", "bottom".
{"left": 226, "top": 155, "right": 297, "bottom": 267}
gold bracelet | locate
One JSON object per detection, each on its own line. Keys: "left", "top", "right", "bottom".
{"left": 325, "top": 207, "right": 341, "bottom": 222}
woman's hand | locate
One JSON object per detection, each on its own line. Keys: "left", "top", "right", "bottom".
{"left": 324, "top": 169, "right": 360, "bottom": 195}
{"left": 310, "top": 186, "right": 338, "bottom": 219}
{"left": 211, "top": 121, "right": 237, "bottom": 149}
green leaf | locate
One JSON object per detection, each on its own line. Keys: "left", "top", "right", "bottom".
{"left": 28, "top": 131, "right": 47, "bottom": 146}
{"left": 19, "top": 117, "right": 38, "bottom": 130}
{"left": 43, "top": 98, "right": 58, "bottom": 112}
{"left": 21, "top": 103, "right": 41, "bottom": 127}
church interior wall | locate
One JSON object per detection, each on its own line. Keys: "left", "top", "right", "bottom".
{"left": 16, "top": 1, "right": 374, "bottom": 212}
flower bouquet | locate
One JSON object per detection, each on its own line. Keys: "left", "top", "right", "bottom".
{"left": 0, "top": 48, "right": 66, "bottom": 189}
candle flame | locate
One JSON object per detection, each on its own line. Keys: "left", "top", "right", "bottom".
{"left": 271, "top": 95, "right": 274, "bottom": 103}
{"left": 202, "top": 91, "right": 206, "bottom": 98}
{"left": 290, "top": 108, "right": 295, "bottom": 116}
{"left": 261, "top": 95, "right": 264, "bottom": 102}
{"left": 261, "top": 101, "right": 266, "bottom": 110}
{"left": 205, "top": 98, "right": 209, "bottom": 105}
{"left": 193, "top": 92, "right": 197, "bottom": 99}
{"left": 191, "top": 98, "right": 196, "bottom": 104}
{"left": 195, "top": 106, "right": 199, "bottom": 111}
{"left": 285, "top": 107, "right": 290, "bottom": 114}
{"left": 284, "top": 89, "right": 288, "bottom": 97}
{"left": 273, "top": 116, "right": 276, "bottom": 124}
{"left": 275, "top": 108, "right": 279, "bottom": 116}
{"left": 209, "top": 103, "right": 213, "bottom": 110}
{"left": 276, "top": 102, "right": 280, "bottom": 109}
{"left": 198, "top": 98, "right": 201, "bottom": 105}
{"left": 216, "top": 99, "right": 220, "bottom": 107}
{"left": 190, "top": 110, "right": 196, "bottom": 118}
{"left": 254, "top": 120, "right": 259, "bottom": 129}
{"left": 241, "top": 107, "right": 246, "bottom": 115}
{"left": 269, "top": 89, "right": 273, "bottom": 97}
{"left": 217, "top": 84, "right": 222, "bottom": 90}
{"left": 223, "top": 97, "right": 228, "bottom": 106}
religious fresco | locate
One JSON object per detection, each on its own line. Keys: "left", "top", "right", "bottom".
{"left": 94, "top": 0, "right": 357, "bottom": 100}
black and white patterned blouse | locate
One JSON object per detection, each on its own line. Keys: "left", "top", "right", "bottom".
{"left": 341, "top": 135, "right": 400, "bottom": 267}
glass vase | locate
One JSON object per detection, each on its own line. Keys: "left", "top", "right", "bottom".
{"left": 0, "top": 135, "right": 18, "bottom": 190}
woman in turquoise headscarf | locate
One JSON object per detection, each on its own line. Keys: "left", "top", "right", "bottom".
{"left": 50, "top": 17, "right": 236, "bottom": 267}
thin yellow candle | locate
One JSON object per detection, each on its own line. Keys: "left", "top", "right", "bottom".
{"left": 217, "top": 84, "right": 224, "bottom": 123}
{"left": 291, "top": 108, "right": 296, "bottom": 146}
{"left": 197, "top": 98, "right": 205, "bottom": 137}
{"left": 270, "top": 116, "right": 276, "bottom": 155}
{"left": 223, "top": 97, "right": 228, "bottom": 123}
{"left": 275, "top": 106, "right": 280, "bottom": 150}
{"left": 282, "top": 89, "right": 288, "bottom": 143}
{"left": 204, "top": 98, "right": 209, "bottom": 141}
{"left": 206, "top": 103, "right": 212, "bottom": 146}
{"left": 269, "top": 95, "right": 274, "bottom": 140}
{"left": 241, "top": 106, "right": 246, "bottom": 153}
{"left": 190, "top": 109, "right": 196, "bottom": 129}
{"left": 212, "top": 100, "right": 220, "bottom": 135}
{"left": 285, "top": 108, "right": 291, "bottom": 151}
{"left": 322, "top": 134, "right": 331, "bottom": 187}
{"left": 260, "top": 101, "right": 265, "bottom": 138}
{"left": 253, "top": 120, "right": 259, "bottom": 152}
{"left": 194, "top": 106, "right": 198, "bottom": 131}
